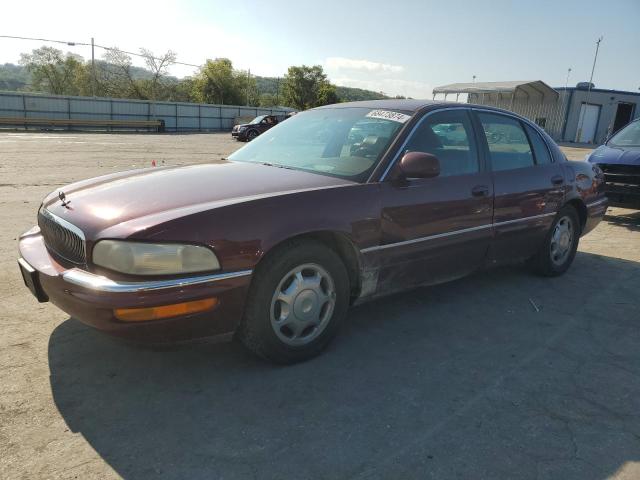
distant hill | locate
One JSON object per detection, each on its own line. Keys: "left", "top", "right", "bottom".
{"left": 0, "top": 63, "right": 388, "bottom": 102}
{"left": 0, "top": 62, "right": 177, "bottom": 91}
{"left": 0, "top": 63, "right": 30, "bottom": 91}
{"left": 254, "top": 75, "right": 387, "bottom": 102}
{"left": 335, "top": 85, "right": 387, "bottom": 102}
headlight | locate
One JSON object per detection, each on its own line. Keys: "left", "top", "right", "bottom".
{"left": 239, "top": 126, "right": 247, "bottom": 131}
{"left": 92, "top": 240, "right": 220, "bottom": 275}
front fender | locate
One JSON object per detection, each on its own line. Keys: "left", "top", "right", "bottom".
{"left": 131, "top": 183, "right": 382, "bottom": 273}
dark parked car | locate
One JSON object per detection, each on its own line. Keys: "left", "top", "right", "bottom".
{"left": 587, "top": 118, "right": 640, "bottom": 207}
{"left": 18, "top": 100, "right": 607, "bottom": 363}
{"left": 231, "top": 114, "right": 279, "bottom": 141}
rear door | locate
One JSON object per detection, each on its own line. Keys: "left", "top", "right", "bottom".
{"left": 473, "top": 110, "right": 564, "bottom": 263}
{"left": 373, "top": 108, "right": 493, "bottom": 293}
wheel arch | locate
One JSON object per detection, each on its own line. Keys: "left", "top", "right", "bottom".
{"left": 255, "top": 230, "right": 363, "bottom": 302}
{"left": 564, "top": 197, "right": 587, "bottom": 232}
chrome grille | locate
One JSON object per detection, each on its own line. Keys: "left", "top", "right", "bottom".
{"left": 599, "top": 164, "right": 640, "bottom": 186}
{"left": 38, "top": 209, "right": 86, "bottom": 264}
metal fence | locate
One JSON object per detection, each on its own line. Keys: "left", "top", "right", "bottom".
{"left": 0, "top": 91, "right": 293, "bottom": 132}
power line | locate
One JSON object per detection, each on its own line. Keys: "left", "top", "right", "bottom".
{"left": 0, "top": 34, "right": 202, "bottom": 69}
{"left": 0, "top": 34, "right": 89, "bottom": 47}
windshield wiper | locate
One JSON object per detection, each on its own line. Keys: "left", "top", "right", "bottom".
{"left": 258, "top": 161, "right": 294, "bottom": 170}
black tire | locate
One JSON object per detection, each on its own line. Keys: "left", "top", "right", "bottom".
{"left": 246, "top": 129, "right": 259, "bottom": 141}
{"left": 237, "top": 239, "right": 350, "bottom": 364}
{"left": 528, "top": 205, "right": 581, "bottom": 276}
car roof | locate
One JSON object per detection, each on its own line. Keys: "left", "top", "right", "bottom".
{"left": 315, "top": 99, "right": 445, "bottom": 112}
{"left": 313, "top": 99, "right": 520, "bottom": 115}
{"left": 314, "top": 100, "right": 548, "bottom": 126}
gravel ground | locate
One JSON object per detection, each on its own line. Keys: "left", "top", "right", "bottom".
{"left": 1, "top": 131, "right": 639, "bottom": 480}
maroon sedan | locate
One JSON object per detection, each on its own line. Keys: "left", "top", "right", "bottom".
{"left": 18, "top": 100, "right": 607, "bottom": 363}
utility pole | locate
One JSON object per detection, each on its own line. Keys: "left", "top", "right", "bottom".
{"left": 91, "top": 37, "right": 96, "bottom": 97}
{"left": 576, "top": 36, "right": 603, "bottom": 142}
{"left": 557, "top": 67, "right": 571, "bottom": 140}
{"left": 246, "top": 68, "right": 250, "bottom": 106}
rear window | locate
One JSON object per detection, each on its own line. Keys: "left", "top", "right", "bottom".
{"left": 525, "top": 124, "right": 552, "bottom": 164}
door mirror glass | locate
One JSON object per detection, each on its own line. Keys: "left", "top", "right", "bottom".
{"left": 398, "top": 151, "right": 440, "bottom": 179}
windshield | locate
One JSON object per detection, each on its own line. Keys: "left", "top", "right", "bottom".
{"left": 228, "top": 107, "right": 410, "bottom": 180}
{"left": 609, "top": 120, "right": 640, "bottom": 147}
{"left": 249, "top": 115, "right": 267, "bottom": 125}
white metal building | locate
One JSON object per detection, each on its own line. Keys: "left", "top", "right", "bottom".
{"left": 433, "top": 80, "right": 640, "bottom": 144}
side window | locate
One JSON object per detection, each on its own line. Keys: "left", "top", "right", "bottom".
{"left": 404, "top": 110, "right": 479, "bottom": 177}
{"left": 525, "top": 124, "right": 552, "bottom": 164}
{"left": 478, "top": 113, "right": 534, "bottom": 171}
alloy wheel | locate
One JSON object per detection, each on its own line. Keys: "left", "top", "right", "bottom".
{"left": 270, "top": 263, "right": 336, "bottom": 347}
{"left": 550, "top": 215, "right": 574, "bottom": 266}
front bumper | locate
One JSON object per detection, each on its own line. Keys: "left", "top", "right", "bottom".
{"left": 583, "top": 197, "right": 608, "bottom": 235}
{"left": 231, "top": 129, "right": 247, "bottom": 140}
{"left": 598, "top": 163, "right": 640, "bottom": 207}
{"left": 603, "top": 184, "right": 640, "bottom": 207}
{"left": 18, "top": 228, "right": 253, "bottom": 343}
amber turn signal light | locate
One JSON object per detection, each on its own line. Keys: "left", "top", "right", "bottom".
{"left": 114, "top": 298, "right": 218, "bottom": 322}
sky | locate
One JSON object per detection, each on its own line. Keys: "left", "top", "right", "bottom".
{"left": 1, "top": 0, "right": 639, "bottom": 98}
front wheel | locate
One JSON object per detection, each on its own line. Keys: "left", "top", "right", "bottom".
{"left": 528, "top": 205, "right": 581, "bottom": 276}
{"left": 237, "top": 239, "right": 350, "bottom": 364}
{"left": 246, "top": 129, "right": 259, "bottom": 141}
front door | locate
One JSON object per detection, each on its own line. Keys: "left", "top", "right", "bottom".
{"left": 473, "top": 111, "right": 564, "bottom": 264}
{"left": 374, "top": 108, "right": 493, "bottom": 294}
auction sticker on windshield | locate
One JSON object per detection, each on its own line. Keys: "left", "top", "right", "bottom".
{"left": 366, "top": 110, "right": 411, "bottom": 123}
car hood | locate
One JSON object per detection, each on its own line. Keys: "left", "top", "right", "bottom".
{"left": 588, "top": 144, "right": 640, "bottom": 166}
{"left": 41, "top": 161, "right": 354, "bottom": 238}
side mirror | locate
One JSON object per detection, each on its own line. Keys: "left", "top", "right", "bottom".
{"left": 396, "top": 151, "right": 440, "bottom": 179}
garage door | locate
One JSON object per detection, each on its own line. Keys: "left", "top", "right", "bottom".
{"left": 575, "top": 103, "right": 600, "bottom": 143}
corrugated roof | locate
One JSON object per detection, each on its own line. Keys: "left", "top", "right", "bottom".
{"left": 433, "top": 80, "right": 559, "bottom": 99}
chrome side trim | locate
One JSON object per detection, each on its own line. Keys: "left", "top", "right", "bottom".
{"left": 586, "top": 198, "right": 608, "bottom": 208}
{"left": 40, "top": 208, "right": 86, "bottom": 240}
{"left": 360, "top": 212, "right": 555, "bottom": 254}
{"left": 62, "top": 268, "right": 253, "bottom": 293}
{"left": 493, "top": 212, "right": 556, "bottom": 226}
{"left": 361, "top": 223, "right": 492, "bottom": 253}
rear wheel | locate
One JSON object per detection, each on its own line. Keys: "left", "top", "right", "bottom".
{"left": 237, "top": 239, "right": 350, "bottom": 364}
{"left": 529, "top": 205, "right": 581, "bottom": 276}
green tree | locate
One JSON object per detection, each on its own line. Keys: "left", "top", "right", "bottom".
{"left": 168, "top": 77, "right": 196, "bottom": 102}
{"left": 281, "top": 65, "right": 338, "bottom": 110}
{"left": 318, "top": 82, "right": 339, "bottom": 106}
{"left": 140, "top": 48, "right": 177, "bottom": 101}
{"left": 19, "top": 46, "right": 85, "bottom": 95}
{"left": 259, "top": 93, "right": 279, "bottom": 107}
{"left": 101, "top": 48, "right": 147, "bottom": 98}
{"left": 191, "top": 58, "right": 257, "bottom": 105}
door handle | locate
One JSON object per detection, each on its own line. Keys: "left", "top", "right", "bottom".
{"left": 551, "top": 175, "right": 564, "bottom": 185}
{"left": 471, "top": 185, "right": 489, "bottom": 197}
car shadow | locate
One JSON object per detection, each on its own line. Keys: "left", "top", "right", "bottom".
{"left": 48, "top": 251, "right": 640, "bottom": 480}
{"left": 604, "top": 209, "right": 640, "bottom": 232}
